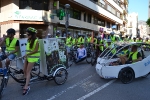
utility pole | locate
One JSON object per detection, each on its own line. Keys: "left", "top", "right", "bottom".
{"left": 64, "top": 4, "right": 70, "bottom": 35}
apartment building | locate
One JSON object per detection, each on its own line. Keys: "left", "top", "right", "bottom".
{"left": 127, "top": 12, "right": 138, "bottom": 38}
{"left": 0, "top": 0, "right": 129, "bottom": 38}
{"left": 138, "top": 20, "right": 150, "bottom": 39}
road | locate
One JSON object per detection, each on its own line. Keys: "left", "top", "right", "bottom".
{"left": 1, "top": 60, "right": 150, "bottom": 100}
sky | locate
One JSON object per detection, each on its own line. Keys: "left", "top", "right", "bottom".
{"left": 128, "top": 0, "right": 149, "bottom": 21}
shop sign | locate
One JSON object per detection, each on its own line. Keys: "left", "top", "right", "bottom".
{"left": 13, "top": 10, "right": 43, "bottom": 21}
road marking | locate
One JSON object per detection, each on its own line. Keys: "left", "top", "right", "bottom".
{"left": 47, "top": 74, "right": 95, "bottom": 100}
{"left": 77, "top": 79, "right": 116, "bottom": 100}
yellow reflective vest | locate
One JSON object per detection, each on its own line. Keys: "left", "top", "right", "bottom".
{"left": 26, "top": 39, "right": 40, "bottom": 62}
{"left": 128, "top": 51, "right": 138, "bottom": 62}
{"left": 66, "top": 37, "right": 72, "bottom": 47}
{"left": 6, "top": 38, "right": 18, "bottom": 55}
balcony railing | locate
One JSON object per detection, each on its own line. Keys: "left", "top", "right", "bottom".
{"left": 89, "top": 0, "right": 122, "bottom": 19}
{"left": 90, "top": 0, "right": 105, "bottom": 9}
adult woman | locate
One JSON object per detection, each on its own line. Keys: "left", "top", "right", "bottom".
{"left": 23, "top": 27, "right": 40, "bottom": 95}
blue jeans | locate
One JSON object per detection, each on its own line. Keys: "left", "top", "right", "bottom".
{"left": 0, "top": 53, "right": 16, "bottom": 61}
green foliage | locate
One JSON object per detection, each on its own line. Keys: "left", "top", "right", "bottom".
{"left": 146, "top": 18, "right": 150, "bottom": 27}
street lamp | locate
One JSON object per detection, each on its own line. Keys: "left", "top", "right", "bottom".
{"left": 64, "top": 4, "right": 70, "bottom": 36}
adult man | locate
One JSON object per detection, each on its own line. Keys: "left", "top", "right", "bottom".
{"left": 110, "top": 33, "right": 116, "bottom": 43}
{"left": 0, "top": 28, "right": 19, "bottom": 68}
{"left": 56, "top": 31, "right": 60, "bottom": 38}
{"left": 77, "top": 35, "right": 84, "bottom": 47}
{"left": 86, "top": 34, "right": 92, "bottom": 43}
{"left": 126, "top": 45, "right": 142, "bottom": 64}
{"left": 66, "top": 32, "right": 72, "bottom": 53}
{"left": 117, "top": 45, "right": 142, "bottom": 65}
{"left": 75, "top": 43, "right": 87, "bottom": 63}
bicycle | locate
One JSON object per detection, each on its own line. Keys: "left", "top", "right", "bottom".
{"left": 0, "top": 56, "right": 68, "bottom": 98}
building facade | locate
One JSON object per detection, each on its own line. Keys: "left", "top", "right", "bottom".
{"left": 0, "top": 0, "right": 129, "bottom": 38}
{"left": 138, "top": 20, "right": 150, "bottom": 39}
{"left": 127, "top": 12, "right": 138, "bottom": 38}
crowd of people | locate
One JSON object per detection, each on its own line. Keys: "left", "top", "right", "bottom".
{"left": 0, "top": 28, "right": 149, "bottom": 95}
{"left": 0, "top": 27, "right": 39, "bottom": 95}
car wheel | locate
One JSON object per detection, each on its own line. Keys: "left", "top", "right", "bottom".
{"left": 119, "top": 67, "right": 135, "bottom": 84}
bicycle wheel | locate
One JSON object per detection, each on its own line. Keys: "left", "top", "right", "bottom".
{"left": 0, "top": 77, "right": 7, "bottom": 98}
{"left": 54, "top": 68, "right": 68, "bottom": 85}
{"left": 91, "top": 51, "right": 97, "bottom": 66}
{"left": 86, "top": 52, "right": 92, "bottom": 64}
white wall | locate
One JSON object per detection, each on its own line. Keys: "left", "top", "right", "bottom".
{"left": 106, "top": 0, "right": 123, "bottom": 13}
{"left": 74, "top": 0, "right": 123, "bottom": 24}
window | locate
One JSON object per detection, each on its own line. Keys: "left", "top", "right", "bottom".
{"left": 107, "top": 22, "right": 110, "bottom": 28}
{"left": 107, "top": 5, "right": 116, "bottom": 15}
{"left": 73, "top": 10, "right": 81, "bottom": 20}
{"left": 19, "top": 0, "right": 49, "bottom": 11}
{"left": 84, "top": 13, "right": 86, "bottom": 22}
{"left": 111, "top": 8, "right": 116, "bottom": 15}
{"left": 69, "top": 8, "right": 74, "bottom": 18}
{"left": 117, "top": 25, "right": 120, "bottom": 30}
{"left": 94, "top": 17, "right": 98, "bottom": 25}
{"left": 117, "top": 12, "right": 120, "bottom": 18}
{"left": 107, "top": 5, "right": 111, "bottom": 12}
{"left": 93, "top": 0, "right": 98, "bottom": 2}
{"left": 87, "top": 14, "right": 91, "bottom": 23}
{"left": 129, "top": 29, "right": 132, "bottom": 34}
{"left": 98, "top": 0, "right": 105, "bottom": 8}
{"left": 98, "top": 19, "right": 105, "bottom": 27}
{"left": 100, "top": 0, "right": 105, "bottom": 5}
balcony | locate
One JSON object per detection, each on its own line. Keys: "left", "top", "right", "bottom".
{"left": 128, "top": 24, "right": 132, "bottom": 28}
{"left": 121, "top": 5, "right": 128, "bottom": 14}
{"left": 74, "top": 0, "right": 123, "bottom": 24}
{"left": 124, "top": 0, "right": 128, "bottom": 5}
{"left": 120, "top": 27, "right": 126, "bottom": 33}
{"left": 122, "top": 16, "right": 128, "bottom": 23}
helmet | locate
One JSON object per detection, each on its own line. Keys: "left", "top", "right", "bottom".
{"left": 26, "top": 27, "right": 37, "bottom": 34}
{"left": 6, "top": 28, "right": 16, "bottom": 35}
{"left": 56, "top": 31, "right": 60, "bottom": 34}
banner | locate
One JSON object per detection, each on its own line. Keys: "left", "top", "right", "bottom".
{"left": 42, "top": 38, "right": 68, "bottom": 75}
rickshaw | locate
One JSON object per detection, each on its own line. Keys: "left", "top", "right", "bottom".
{"left": 96, "top": 42, "right": 150, "bottom": 84}
{"left": 0, "top": 38, "right": 68, "bottom": 98}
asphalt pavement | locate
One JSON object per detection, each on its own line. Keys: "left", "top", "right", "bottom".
{"left": 1, "top": 60, "right": 150, "bottom": 100}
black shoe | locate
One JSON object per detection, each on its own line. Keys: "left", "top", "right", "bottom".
{"left": 22, "top": 87, "right": 30, "bottom": 95}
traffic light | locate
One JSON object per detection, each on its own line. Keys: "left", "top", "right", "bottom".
{"left": 57, "top": 9, "right": 65, "bottom": 20}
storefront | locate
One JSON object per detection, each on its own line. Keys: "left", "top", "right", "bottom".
{"left": 54, "top": 26, "right": 93, "bottom": 38}
{"left": 20, "top": 24, "right": 48, "bottom": 38}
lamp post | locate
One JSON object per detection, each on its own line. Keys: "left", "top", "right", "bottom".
{"left": 64, "top": 4, "right": 70, "bottom": 36}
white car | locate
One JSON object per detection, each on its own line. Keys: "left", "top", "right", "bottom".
{"left": 96, "top": 42, "right": 150, "bottom": 84}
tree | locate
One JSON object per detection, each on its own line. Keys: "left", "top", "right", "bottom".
{"left": 146, "top": 18, "right": 150, "bottom": 27}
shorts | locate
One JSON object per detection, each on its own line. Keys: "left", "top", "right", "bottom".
{"left": 0, "top": 53, "right": 16, "bottom": 61}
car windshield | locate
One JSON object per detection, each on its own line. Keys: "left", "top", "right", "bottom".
{"left": 99, "top": 42, "right": 134, "bottom": 59}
